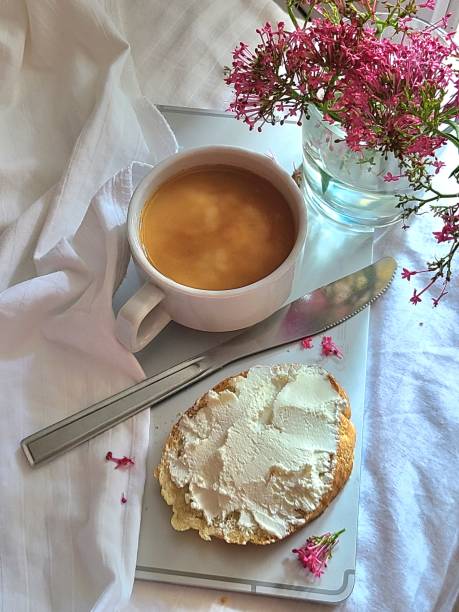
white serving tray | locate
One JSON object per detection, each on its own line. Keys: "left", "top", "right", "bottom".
{"left": 114, "top": 106, "right": 374, "bottom": 604}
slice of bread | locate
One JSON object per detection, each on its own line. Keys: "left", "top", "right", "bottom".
{"left": 155, "top": 364, "right": 355, "bottom": 545}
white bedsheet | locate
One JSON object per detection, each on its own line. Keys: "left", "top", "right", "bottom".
{"left": 0, "top": 2, "right": 457, "bottom": 611}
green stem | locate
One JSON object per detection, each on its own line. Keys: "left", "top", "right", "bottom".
{"left": 287, "top": 2, "right": 300, "bottom": 29}
{"left": 442, "top": 107, "right": 459, "bottom": 119}
{"left": 378, "top": 3, "right": 402, "bottom": 32}
{"left": 447, "top": 241, "right": 459, "bottom": 277}
{"left": 417, "top": 195, "right": 441, "bottom": 205}
{"left": 305, "top": 4, "right": 316, "bottom": 22}
{"left": 283, "top": 84, "right": 342, "bottom": 123}
{"left": 437, "top": 128, "right": 459, "bottom": 149}
{"left": 427, "top": 186, "right": 459, "bottom": 198}
{"left": 445, "top": 120, "right": 459, "bottom": 139}
{"left": 449, "top": 164, "right": 459, "bottom": 179}
{"left": 417, "top": 193, "right": 458, "bottom": 205}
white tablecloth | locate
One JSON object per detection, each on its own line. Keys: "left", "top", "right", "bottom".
{"left": 1, "top": 2, "right": 458, "bottom": 611}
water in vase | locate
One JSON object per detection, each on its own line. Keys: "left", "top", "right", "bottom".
{"left": 301, "top": 113, "right": 410, "bottom": 230}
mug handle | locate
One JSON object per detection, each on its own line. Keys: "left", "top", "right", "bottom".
{"left": 115, "top": 282, "right": 171, "bottom": 352}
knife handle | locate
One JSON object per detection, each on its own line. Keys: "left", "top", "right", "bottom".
{"left": 21, "top": 354, "right": 217, "bottom": 467}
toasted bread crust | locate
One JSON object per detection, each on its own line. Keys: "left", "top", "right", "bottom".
{"left": 155, "top": 366, "right": 355, "bottom": 545}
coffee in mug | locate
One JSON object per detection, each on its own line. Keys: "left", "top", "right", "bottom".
{"left": 115, "top": 146, "right": 307, "bottom": 352}
{"left": 139, "top": 165, "right": 295, "bottom": 291}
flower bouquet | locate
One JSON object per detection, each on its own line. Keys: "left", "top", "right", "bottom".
{"left": 225, "top": 0, "right": 459, "bottom": 306}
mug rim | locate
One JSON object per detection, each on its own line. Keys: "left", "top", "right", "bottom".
{"left": 127, "top": 145, "right": 307, "bottom": 298}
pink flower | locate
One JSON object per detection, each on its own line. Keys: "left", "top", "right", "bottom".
{"left": 401, "top": 268, "right": 417, "bottom": 280}
{"left": 293, "top": 529, "right": 345, "bottom": 577}
{"left": 433, "top": 160, "right": 446, "bottom": 174}
{"left": 383, "top": 172, "right": 402, "bottom": 182}
{"left": 406, "top": 135, "right": 446, "bottom": 159}
{"left": 410, "top": 290, "right": 422, "bottom": 305}
{"left": 226, "top": 16, "right": 456, "bottom": 160}
{"left": 398, "top": 16, "right": 414, "bottom": 31}
{"left": 419, "top": 0, "right": 435, "bottom": 9}
{"left": 392, "top": 115, "right": 422, "bottom": 135}
{"left": 433, "top": 229, "right": 454, "bottom": 243}
{"left": 225, "top": 11, "right": 459, "bottom": 310}
{"left": 321, "top": 336, "right": 343, "bottom": 358}
{"left": 432, "top": 217, "right": 457, "bottom": 243}
{"left": 439, "top": 13, "right": 452, "bottom": 30}
{"left": 301, "top": 336, "right": 314, "bottom": 349}
{"left": 404, "top": 268, "right": 450, "bottom": 308}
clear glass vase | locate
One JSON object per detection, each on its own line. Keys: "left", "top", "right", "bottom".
{"left": 301, "top": 105, "right": 412, "bottom": 230}
{"left": 300, "top": 15, "right": 445, "bottom": 231}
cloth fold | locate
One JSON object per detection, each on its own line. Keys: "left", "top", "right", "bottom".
{"left": 0, "top": 1, "right": 176, "bottom": 610}
{"left": 0, "top": 161, "right": 174, "bottom": 612}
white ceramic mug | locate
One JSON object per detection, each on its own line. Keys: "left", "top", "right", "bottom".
{"left": 115, "top": 146, "right": 307, "bottom": 352}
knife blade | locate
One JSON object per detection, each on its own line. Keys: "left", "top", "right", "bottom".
{"left": 21, "top": 256, "right": 396, "bottom": 467}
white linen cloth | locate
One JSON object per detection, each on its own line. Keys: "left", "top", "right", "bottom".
{"left": 0, "top": 2, "right": 178, "bottom": 611}
{"left": 1, "top": 2, "right": 458, "bottom": 612}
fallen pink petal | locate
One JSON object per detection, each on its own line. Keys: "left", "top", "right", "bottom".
{"left": 106, "top": 451, "right": 135, "bottom": 470}
{"left": 293, "top": 529, "right": 345, "bottom": 578}
{"left": 301, "top": 336, "right": 314, "bottom": 349}
{"left": 321, "top": 336, "right": 343, "bottom": 359}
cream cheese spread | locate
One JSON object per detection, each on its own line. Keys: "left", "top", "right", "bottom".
{"left": 166, "top": 364, "right": 346, "bottom": 540}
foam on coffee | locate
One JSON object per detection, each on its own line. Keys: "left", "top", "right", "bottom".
{"left": 140, "top": 165, "right": 295, "bottom": 291}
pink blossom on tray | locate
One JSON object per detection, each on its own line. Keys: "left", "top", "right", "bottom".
{"left": 321, "top": 336, "right": 343, "bottom": 359}
{"left": 301, "top": 336, "right": 314, "bottom": 349}
{"left": 293, "top": 529, "right": 345, "bottom": 578}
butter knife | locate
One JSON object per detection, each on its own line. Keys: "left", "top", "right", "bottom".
{"left": 21, "top": 256, "right": 396, "bottom": 466}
